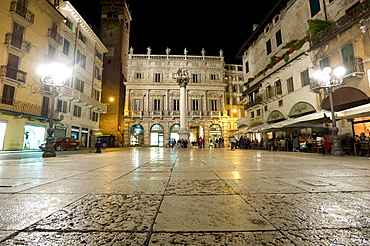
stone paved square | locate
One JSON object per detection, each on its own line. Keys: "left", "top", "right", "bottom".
{"left": 30, "top": 194, "right": 162, "bottom": 232}
{"left": 154, "top": 195, "right": 275, "bottom": 232}
{"left": 0, "top": 148, "right": 369, "bottom": 245}
{"left": 165, "top": 179, "right": 236, "bottom": 195}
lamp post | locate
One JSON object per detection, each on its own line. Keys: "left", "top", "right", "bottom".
{"left": 313, "top": 66, "right": 345, "bottom": 156}
{"left": 38, "top": 63, "right": 71, "bottom": 157}
{"left": 174, "top": 68, "right": 190, "bottom": 146}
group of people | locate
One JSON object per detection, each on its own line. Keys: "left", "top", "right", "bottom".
{"left": 229, "top": 133, "right": 332, "bottom": 153}
{"left": 208, "top": 137, "right": 225, "bottom": 148}
{"left": 170, "top": 138, "right": 189, "bottom": 148}
{"left": 230, "top": 131, "right": 370, "bottom": 155}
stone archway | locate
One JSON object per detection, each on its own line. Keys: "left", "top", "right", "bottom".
{"left": 130, "top": 124, "right": 144, "bottom": 146}
{"left": 150, "top": 124, "right": 164, "bottom": 147}
{"left": 321, "top": 87, "right": 369, "bottom": 111}
{"left": 289, "top": 102, "right": 316, "bottom": 118}
{"left": 267, "top": 110, "right": 285, "bottom": 123}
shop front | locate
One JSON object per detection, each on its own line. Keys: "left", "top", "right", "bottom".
{"left": 54, "top": 125, "right": 66, "bottom": 139}
{"left": 130, "top": 124, "right": 144, "bottom": 146}
{"left": 170, "top": 124, "right": 180, "bottom": 142}
{"left": 150, "top": 124, "right": 164, "bottom": 147}
{"left": 81, "top": 128, "right": 88, "bottom": 147}
{"left": 71, "top": 126, "right": 80, "bottom": 140}
{"left": 23, "top": 124, "right": 46, "bottom": 150}
{"left": 0, "top": 121, "right": 6, "bottom": 150}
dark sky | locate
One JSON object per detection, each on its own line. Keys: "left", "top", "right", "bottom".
{"left": 68, "top": 1, "right": 276, "bottom": 64}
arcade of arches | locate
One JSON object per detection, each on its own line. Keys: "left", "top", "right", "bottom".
{"left": 128, "top": 123, "right": 223, "bottom": 147}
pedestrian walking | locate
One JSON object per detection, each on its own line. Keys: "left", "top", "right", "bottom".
{"left": 92, "top": 129, "right": 103, "bottom": 153}
{"left": 229, "top": 136, "right": 237, "bottom": 150}
{"left": 292, "top": 136, "right": 300, "bottom": 152}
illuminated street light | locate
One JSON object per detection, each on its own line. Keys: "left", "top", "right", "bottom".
{"left": 38, "top": 63, "right": 71, "bottom": 157}
{"left": 313, "top": 66, "right": 345, "bottom": 156}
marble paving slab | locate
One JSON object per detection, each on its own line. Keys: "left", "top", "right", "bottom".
{"left": 154, "top": 195, "right": 275, "bottom": 232}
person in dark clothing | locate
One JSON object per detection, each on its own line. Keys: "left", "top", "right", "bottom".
{"left": 95, "top": 138, "right": 102, "bottom": 153}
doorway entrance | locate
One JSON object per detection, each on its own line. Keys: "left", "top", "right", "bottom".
{"left": 24, "top": 124, "right": 46, "bottom": 150}
{"left": 150, "top": 124, "right": 164, "bottom": 147}
{"left": 0, "top": 122, "right": 6, "bottom": 150}
{"left": 130, "top": 124, "right": 144, "bottom": 146}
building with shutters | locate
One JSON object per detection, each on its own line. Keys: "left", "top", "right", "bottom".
{"left": 236, "top": 0, "right": 370, "bottom": 141}
{"left": 123, "top": 49, "right": 241, "bottom": 147}
{"left": 0, "top": 0, "right": 107, "bottom": 150}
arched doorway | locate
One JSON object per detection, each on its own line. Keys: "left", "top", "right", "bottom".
{"left": 170, "top": 124, "right": 180, "bottom": 142}
{"left": 209, "top": 124, "right": 222, "bottom": 142}
{"left": 150, "top": 124, "right": 164, "bottom": 147}
{"left": 130, "top": 124, "right": 144, "bottom": 146}
{"left": 189, "top": 124, "right": 204, "bottom": 146}
{"left": 321, "top": 87, "right": 369, "bottom": 111}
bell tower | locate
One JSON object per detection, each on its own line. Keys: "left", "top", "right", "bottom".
{"left": 99, "top": 0, "right": 131, "bottom": 147}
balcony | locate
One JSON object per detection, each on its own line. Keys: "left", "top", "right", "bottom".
{"left": 47, "top": 28, "right": 63, "bottom": 46}
{"left": 310, "top": 1, "right": 370, "bottom": 47}
{"left": 4, "top": 33, "right": 31, "bottom": 53}
{"left": 244, "top": 96, "right": 263, "bottom": 110}
{"left": 0, "top": 97, "right": 43, "bottom": 118}
{"left": 189, "top": 111, "right": 201, "bottom": 117}
{"left": 210, "top": 111, "right": 221, "bottom": 117}
{"left": 0, "top": 65, "right": 27, "bottom": 83}
{"left": 58, "top": 86, "right": 107, "bottom": 113}
{"left": 344, "top": 58, "right": 365, "bottom": 76}
{"left": 132, "top": 111, "right": 143, "bottom": 117}
{"left": 9, "top": 1, "right": 35, "bottom": 26}
{"left": 310, "top": 58, "right": 365, "bottom": 91}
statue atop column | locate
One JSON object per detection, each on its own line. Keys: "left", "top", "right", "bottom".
{"left": 175, "top": 68, "right": 189, "bottom": 87}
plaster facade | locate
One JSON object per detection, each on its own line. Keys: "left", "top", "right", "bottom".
{"left": 0, "top": 0, "right": 107, "bottom": 150}
{"left": 124, "top": 51, "right": 235, "bottom": 147}
{"left": 237, "top": 0, "right": 370, "bottom": 138}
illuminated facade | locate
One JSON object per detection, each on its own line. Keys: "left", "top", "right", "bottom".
{"left": 0, "top": 0, "right": 107, "bottom": 150}
{"left": 99, "top": 0, "right": 131, "bottom": 147}
{"left": 124, "top": 50, "right": 236, "bottom": 147}
{"left": 236, "top": 0, "right": 370, "bottom": 139}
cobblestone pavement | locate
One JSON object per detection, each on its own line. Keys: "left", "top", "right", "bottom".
{"left": 0, "top": 147, "right": 369, "bottom": 245}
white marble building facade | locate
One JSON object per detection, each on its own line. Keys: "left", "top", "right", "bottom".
{"left": 123, "top": 50, "right": 231, "bottom": 147}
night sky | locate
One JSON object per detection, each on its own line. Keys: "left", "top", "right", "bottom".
{"left": 68, "top": 0, "right": 276, "bottom": 64}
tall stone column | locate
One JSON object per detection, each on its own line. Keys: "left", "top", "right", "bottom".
{"left": 175, "top": 68, "right": 190, "bottom": 145}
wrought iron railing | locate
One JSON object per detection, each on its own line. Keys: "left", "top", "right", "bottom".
{"left": 344, "top": 57, "right": 364, "bottom": 74}
{"left": 47, "top": 28, "right": 63, "bottom": 45}
{"left": 4, "top": 32, "right": 31, "bottom": 53}
{"left": 9, "top": 1, "right": 35, "bottom": 24}
{"left": 0, "top": 97, "right": 43, "bottom": 116}
{"left": 311, "top": 1, "right": 370, "bottom": 46}
{"left": 0, "top": 65, "right": 27, "bottom": 82}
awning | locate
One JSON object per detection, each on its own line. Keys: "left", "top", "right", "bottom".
{"left": 245, "top": 123, "right": 269, "bottom": 133}
{"left": 243, "top": 111, "right": 332, "bottom": 133}
{"left": 260, "top": 121, "right": 285, "bottom": 131}
{"left": 336, "top": 103, "right": 370, "bottom": 119}
{"left": 283, "top": 110, "right": 332, "bottom": 127}
{"left": 232, "top": 126, "right": 249, "bottom": 135}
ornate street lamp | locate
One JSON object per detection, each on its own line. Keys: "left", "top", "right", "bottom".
{"left": 37, "top": 63, "right": 71, "bottom": 157}
{"left": 174, "top": 68, "right": 190, "bottom": 146}
{"left": 313, "top": 66, "right": 345, "bottom": 156}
